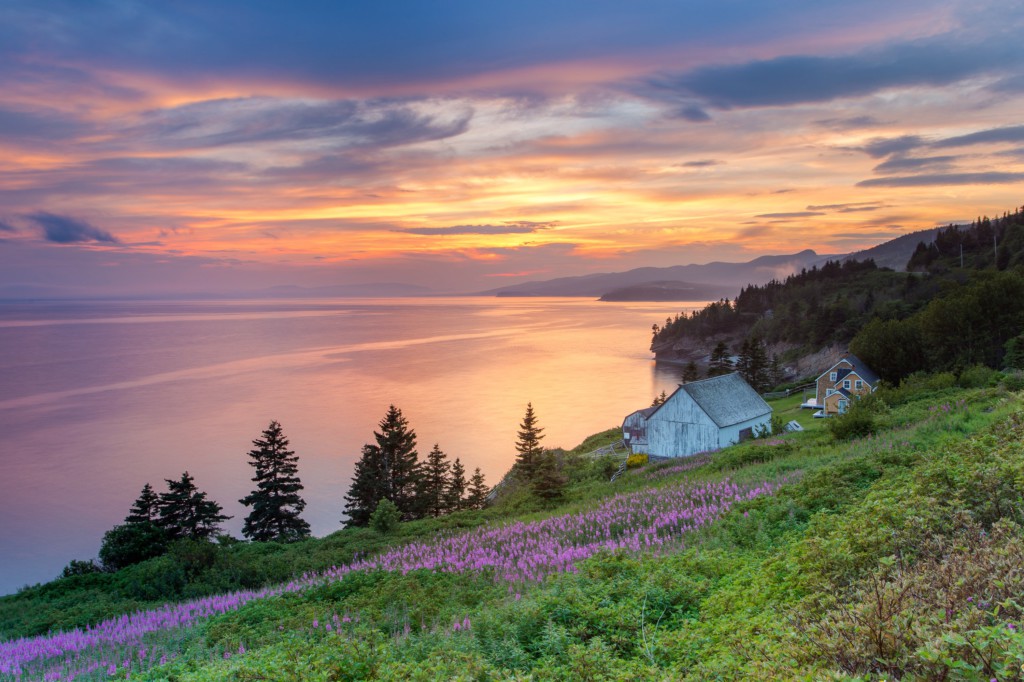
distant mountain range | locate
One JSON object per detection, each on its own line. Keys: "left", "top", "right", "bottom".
{"left": 482, "top": 228, "right": 945, "bottom": 301}
{"left": 481, "top": 250, "right": 826, "bottom": 299}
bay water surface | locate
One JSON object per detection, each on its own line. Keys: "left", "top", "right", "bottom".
{"left": 0, "top": 296, "right": 701, "bottom": 594}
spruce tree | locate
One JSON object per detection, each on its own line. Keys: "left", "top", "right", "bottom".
{"left": 681, "top": 360, "right": 700, "bottom": 383}
{"left": 421, "top": 443, "right": 452, "bottom": 517}
{"left": 514, "top": 403, "right": 545, "bottom": 482}
{"left": 157, "top": 471, "right": 230, "bottom": 540}
{"left": 343, "top": 405, "right": 422, "bottom": 526}
{"left": 769, "top": 355, "right": 784, "bottom": 389}
{"left": 342, "top": 443, "right": 388, "bottom": 527}
{"left": 708, "top": 341, "right": 734, "bottom": 376}
{"left": 465, "top": 467, "right": 489, "bottom": 510}
{"left": 530, "top": 451, "right": 566, "bottom": 503}
{"left": 734, "top": 339, "right": 752, "bottom": 381}
{"left": 447, "top": 457, "right": 467, "bottom": 512}
{"left": 375, "top": 405, "right": 422, "bottom": 520}
{"left": 239, "top": 420, "right": 310, "bottom": 542}
{"left": 748, "top": 336, "right": 770, "bottom": 391}
{"left": 125, "top": 483, "right": 160, "bottom": 524}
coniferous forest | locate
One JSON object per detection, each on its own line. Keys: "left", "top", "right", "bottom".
{"left": 652, "top": 204, "right": 1024, "bottom": 385}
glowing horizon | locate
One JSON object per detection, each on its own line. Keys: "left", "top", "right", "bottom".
{"left": 1, "top": 1, "right": 1023, "bottom": 295}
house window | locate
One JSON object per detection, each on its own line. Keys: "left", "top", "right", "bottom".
{"left": 855, "top": 379, "right": 863, "bottom": 390}
{"left": 843, "top": 380, "right": 851, "bottom": 389}
{"left": 826, "top": 388, "right": 834, "bottom": 396}
{"left": 829, "top": 372, "right": 837, "bottom": 381}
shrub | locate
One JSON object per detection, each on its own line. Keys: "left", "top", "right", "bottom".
{"left": 626, "top": 454, "right": 648, "bottom": 469}
{"left": 958, "top": 364, "right": 999, "bottom": 388}
{"left": 827, "top": 403, "right": 877, "bottom": 440}
{"left": 98, "top": 521, "right": 171, "bottom": 571}
{"left": 791, "top": 518, "right": 1024, "bottom": 680}
{"left": 1002, "top": 369, "right": 1024, "bottom": 391}
{"left": 60, "top": 559, "right": 102, "bottom": 578}
{"left": 370, "top": 498, "right": 401, "bottom": 534}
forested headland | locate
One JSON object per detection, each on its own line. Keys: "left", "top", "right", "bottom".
{"left": 651, "top": 204, "right": 1024, "bottom": 386}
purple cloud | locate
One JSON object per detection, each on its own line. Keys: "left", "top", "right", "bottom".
{"left": 27, "top": 212, "right": 120, "bottom": 244}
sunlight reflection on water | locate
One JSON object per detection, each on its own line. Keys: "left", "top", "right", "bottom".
{"left": 0, "top": 296, "right": 704, "bottom": 593}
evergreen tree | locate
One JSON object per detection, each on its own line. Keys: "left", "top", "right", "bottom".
{"left": 681, "top": 360, "right": 700, "bottom": 383}
{"left": 465, "top": 467, "right": 489, "bottom": 510}
{"left": 342, "top": 443, "right": 388, "bottom": 527}
{"left": 514, "top": 403, "right": 545, "bottom": 481}
{"left": 157, "top": 471, "right": 230, "bottom": 540}
{"left": 708, "top": 341, "right": 733, "bottom": 376}
{"left": 239, "top": 420, "right": 310, "bottom": 542}
{"left": 769, "top": 355, "right": 784, "bottom": 389}
{"left": 736, "top": 336, "right": 771, "bottom": 391}
{"left": 749, "top": 337, "right": 770, "bottom": 391}
{"left": 376, "top": 405, "right": 422, "bottom": 520}
{"left": 530, "top": 451, "right": 566, "bottom": 503}
{"left": 447, "top": 457, "right": 467, "bottom": 512}
{"left": 651, "top": 390, "right": 668, "bottom": 407}
{"left": 1005, "top": 333, "right": 1024, "bottom": 370}
{"left": 343, "top": 405, "right": 422, "bottom": 526}
{"left": 734, "top": 338, "right": 752, "bottom": 380}
{"left": 420, "top": 443, "right": 452, "bottom": 517}
{"left": 124, "top": 483, "right": 160, "bottom": 524}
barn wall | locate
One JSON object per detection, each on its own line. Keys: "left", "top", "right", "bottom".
{"left": 622, "top": 410, "right": 649, "bottom": 454}
{"left": 717, "top": 412, "right": 772, "bottom": 449}
{"left": 645, "top": 394, "right": 720, "bottom": 457}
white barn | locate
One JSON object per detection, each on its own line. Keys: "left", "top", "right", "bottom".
{"left": 622, "top": 373, "right": 772, "bottom": 458}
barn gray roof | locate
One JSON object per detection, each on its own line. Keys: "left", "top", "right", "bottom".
{"left": 674, "top": 373, "right": 772, "bottom": 428}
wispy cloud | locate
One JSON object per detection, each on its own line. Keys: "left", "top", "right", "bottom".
{"left": 755, "top": 211, "right": 824, "bottom": 219}
{"left": 395, "top": 221, "right": 555, "bottom": 236}
{"left": 637, "top": 38, "right": 1021, "bottom": 110}
{"left": 872, "top": 155, "right": 958, "bottom": 173}
{"left": 933, "top": 125, "right": 1024, "bottom": 148}
{"left": 806, "top": 202, "right": 885, "bottom": 212}
{"left": 114, "top": 98, "right": 473, "bottom": 152}
{"left": 26, "top": 212, "right": 120, "bottom": 244}
{"left": 857, "top": 172, "right": 1024, "bottom": 187}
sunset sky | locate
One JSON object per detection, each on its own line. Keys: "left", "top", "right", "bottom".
{"left": 2, "top": 0, "right": 1024, "bottom": 295}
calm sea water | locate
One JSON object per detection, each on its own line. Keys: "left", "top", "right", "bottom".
{"left": 0, "top": 296, "right": 700, "bottom": 595}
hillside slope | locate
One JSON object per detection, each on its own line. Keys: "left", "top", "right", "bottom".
{"left": 5, "top": 378, "right": 1024, "bottom": 680}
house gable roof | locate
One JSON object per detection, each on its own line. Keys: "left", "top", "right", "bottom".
{"left": 661, "top": 372, "right": 772, "bottom": 428}
{"left": 820, "top": 354, "right": 880, "bottom": 387}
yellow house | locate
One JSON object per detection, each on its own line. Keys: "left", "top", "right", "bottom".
{"left": 813, "top": 355, "right": 880, "bottom": 416}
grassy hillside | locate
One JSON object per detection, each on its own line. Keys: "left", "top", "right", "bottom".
{"left": 5, "top": 375, "right": 1024, "bottom": 680}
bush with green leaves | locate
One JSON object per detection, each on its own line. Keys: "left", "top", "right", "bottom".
{"left": 370, "top": 498, "right": 401, "bottom": 534}
{"left": 826, "top": 401, "right": 878, "bottom": 440}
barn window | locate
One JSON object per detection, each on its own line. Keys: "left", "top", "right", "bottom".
{"left": 739, "top": 427, "right": 753, "bottom": 441}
